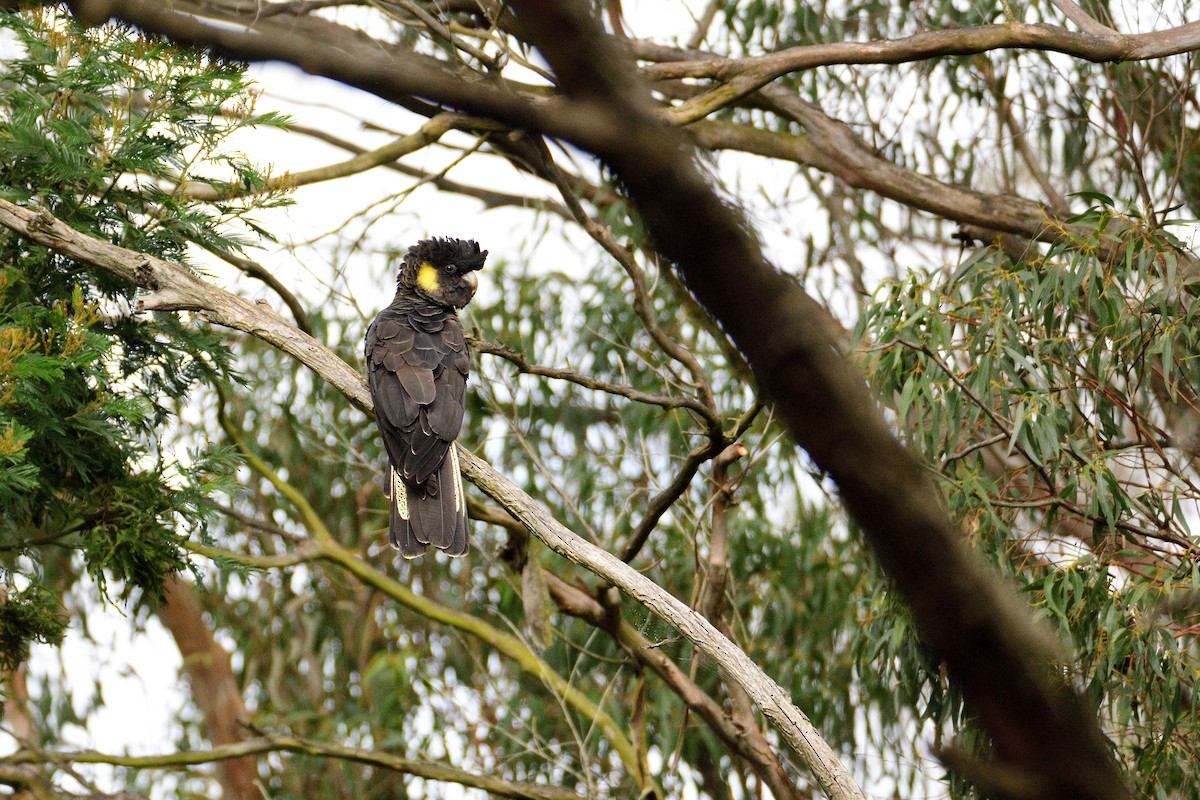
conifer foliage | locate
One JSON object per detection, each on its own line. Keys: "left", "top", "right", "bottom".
{"left": 0, "top": 10, "right": 279, "bottom": 660}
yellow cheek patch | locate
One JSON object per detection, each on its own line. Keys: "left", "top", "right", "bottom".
{"left": 416, "top": 263, "right": 441, "bottom": 293}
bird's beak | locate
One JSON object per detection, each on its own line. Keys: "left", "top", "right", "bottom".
{"left": 463, "top": 269, "right": 479, "bottom": 296}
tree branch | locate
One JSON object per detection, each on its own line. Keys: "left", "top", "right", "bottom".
{"left": 644, "top": 18, "right": 1200, "bottom": 123}
{"left": 215, "top": 404, "right": 652, "bottom": 792}
{"left": 7, "top": 735, "right": 577, "bottom": 800}
{"left": 470, "top": 335, "right": 715, "bottom": 421}
{"left": 276, "top": 121, "right": 573, "bottom": 218}
{"left": 506, "top": 2, "right": 1126, "bottom": 798}
{"left": 65, "top": 0, "right": 1185, "bottom": 264}
{"left": 541, "top": 570, "right": 804, "bottom": 800}
{"left": 0, "top": 199, "right": 372, "bottom": 415}
{"left": 182, "top": 113, "right": 486, "bottom": 201}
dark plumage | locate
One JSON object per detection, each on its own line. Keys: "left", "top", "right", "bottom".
{"left": 365, "top": 237, "right": 486, "bottom": 557}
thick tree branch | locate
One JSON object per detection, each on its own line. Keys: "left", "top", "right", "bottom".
{"left": 62, "top": 0, "right": 1176, "bottom": 262}
{"left": 0, "top": 199, "right": 372, "bottom": 415}
{"left": 506, "top": 2, "right": 1126, "bottom": 798}
{"left": 635, "top": 39, "right": 1196, "bottom": 268}
{"left": 62, "top": 0, "right": 630, "bottom": 157}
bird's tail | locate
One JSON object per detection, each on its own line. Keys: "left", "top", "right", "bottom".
{"left": 387, "top": 450, "right": 468, "bottom": 558}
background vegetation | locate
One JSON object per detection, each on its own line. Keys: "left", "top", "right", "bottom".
{"left": 1, "top": 2, "right": 1199, "bottom": 799}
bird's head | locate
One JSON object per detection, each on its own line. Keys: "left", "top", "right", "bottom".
{"left": 397, "top": 237, "right": 487, "bottom": 309}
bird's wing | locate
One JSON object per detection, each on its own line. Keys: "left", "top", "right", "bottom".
{"left": 366, "top": 315, "right": 468, "bottom": 488}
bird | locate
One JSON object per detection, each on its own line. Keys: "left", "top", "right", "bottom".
{"left": 365, "top": 237, "right": 486, "bottom": 557}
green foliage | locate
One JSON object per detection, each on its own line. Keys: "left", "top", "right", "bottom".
{"left": 0, "top": 10, "right": 274, "bottom": 660}
{"left": 0, "top": 583, "right": 66, "bottom": 671}
{"left": 857, "top": 206, "right": 1200, "bottom": 795}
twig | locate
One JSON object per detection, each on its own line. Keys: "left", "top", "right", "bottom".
{"left": 618, "top": 441, "right": 721, "bottom": 563}
{"left": 528, "top": 138, "right": 721, "bottom": 430}
{"left": 471, "top": 335, "right": 716, "bottom": 421}
{"left": 182, "top": 114, "right": 482, "bottom": 201}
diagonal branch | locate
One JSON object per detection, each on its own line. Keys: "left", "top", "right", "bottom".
{"left": 182, "top": 113, "right": 487, "bottom": 201}
{"left": 506, "top": 2, "right": 1126, "bottom": 798}
{"left": 215, "top": 396, "right": 651, "bottom": 790}
{"left": 0, "top": 196, "right": 863, "bottom": 799}
{"left": 542, "top": 571, "right": 804, "bottom": 800}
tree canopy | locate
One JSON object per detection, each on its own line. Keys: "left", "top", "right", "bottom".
{"left": 1, "top": 2, "right": 1199, "bottom": 799}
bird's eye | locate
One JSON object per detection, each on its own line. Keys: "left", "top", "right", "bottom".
{"left": 444, "top": 264, "right": 459, "bottom": 275}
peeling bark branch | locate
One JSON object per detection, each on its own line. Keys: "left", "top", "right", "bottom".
{"left": 0, "top": 199, "right": 373, "bottom": 416}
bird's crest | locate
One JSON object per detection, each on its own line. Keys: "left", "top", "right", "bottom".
{"left": 403, "top": 237, "right": 487, "bottom": 275}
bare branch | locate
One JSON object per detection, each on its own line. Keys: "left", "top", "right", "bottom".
{"left": 530, "top": 139, "right": 720, "bottom": 422}
{"left": 0, "top": 199, "right": 373, "bottom": 415}
{"left": 542, "top": 570, "right": 805, "bottom": 800}
{"left": 470, "top": 335, "right": 716, "bottom": 421}
{"left": 1051, "top": 0, "right": 1120, "bottom": 36}
{"left": 202, "top": 246, "right": 314, "bottom": 335}
{"left": 63, "top": 0, "right": 1180, "bottom": 265}
{"left": 7, "top": 735, "right": 578, "bottom": 800}
{"left": 459, "top": 445, "right": 866, "bottom": 798}
{"left": 618, "top": 440, "right": 720, "bottom": 564}
{"left": 182, "top": 114, "right": 487, "bottom": 201}
{"left": 279, "top": 121, "right": 573, "bottom": 217}
{"left": 645, "top": 19, "right": 1200, "bottom": 123}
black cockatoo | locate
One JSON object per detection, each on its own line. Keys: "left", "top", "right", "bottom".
{"left": 365, "top": 237, "right": 486, "bottom": 557}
